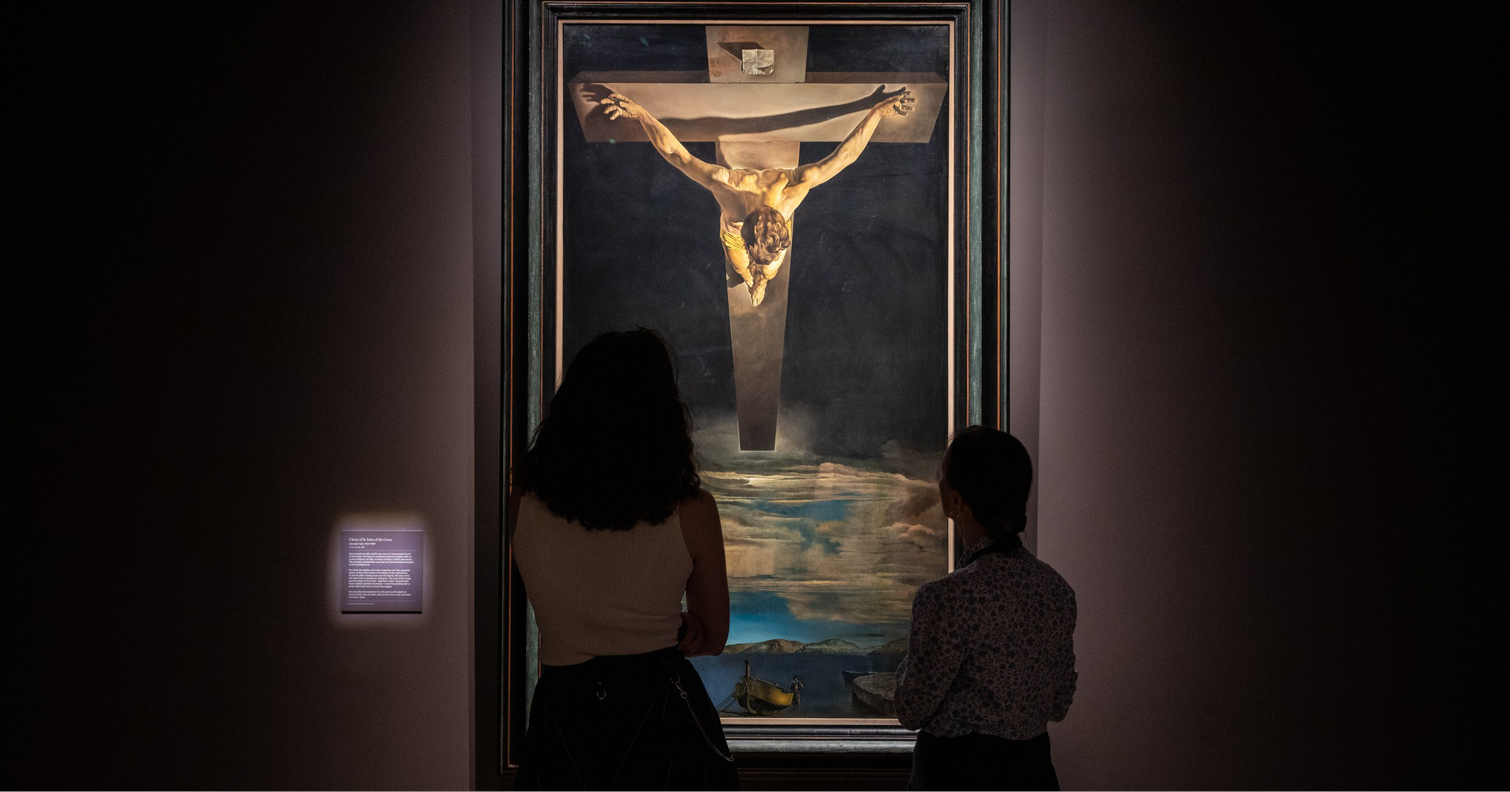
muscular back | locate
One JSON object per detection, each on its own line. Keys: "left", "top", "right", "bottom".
{"left": 709, "top": 167, "right": 809, "bottom": 224}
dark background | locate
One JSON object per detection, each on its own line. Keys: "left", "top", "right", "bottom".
{"left": 1009, "top": 1, "right": 1504, "bottom": 787}
{"left": 8, "top": 0, "right": 1503, "bottom": 789}
{"left": 561, "top": 23, "right": 950, "bottom": 457}
{"left": 11, "top": 2, "right": 486, "bottom": 788}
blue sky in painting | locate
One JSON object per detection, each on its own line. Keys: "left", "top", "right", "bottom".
{"left": 727, "top": 590, "right": 897, "bottom": 647}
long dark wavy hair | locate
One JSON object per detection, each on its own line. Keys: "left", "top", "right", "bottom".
{"left": 517, "top": 329, "right": 701, "bottom": 531}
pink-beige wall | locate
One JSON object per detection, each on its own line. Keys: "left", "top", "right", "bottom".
{"left": 1012, "top": 0, "right": 1501, "bottom": 787}
{"left": 11, "top": 0, "right": 1499, "bottom": 789}
{"left": 14, "top": 2, "right": 484, "bottom": 788}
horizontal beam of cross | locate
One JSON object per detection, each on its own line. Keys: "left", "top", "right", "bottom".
{"left": 568, "top": 72, "right": 946, "bottom": 143}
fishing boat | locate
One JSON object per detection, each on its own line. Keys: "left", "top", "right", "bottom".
{"left": 733, "top": 660, "right": 800, "bottom": 716}
{"left": 847, "top": 671, "right": 898, "bottom": 716}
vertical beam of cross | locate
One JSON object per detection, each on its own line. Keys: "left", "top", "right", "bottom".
{"left": 707, "top": 26, "right": 808, "bottom": 450}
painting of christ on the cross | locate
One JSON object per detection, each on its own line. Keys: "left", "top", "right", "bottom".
{"left": 552, "top": 21, "right": 959, "bottom": 722}
{"left": 597, "top": 86, "right": 915, "bottom": 308}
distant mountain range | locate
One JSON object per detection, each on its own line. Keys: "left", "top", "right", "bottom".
{"left": 866, "top": 636, "right": 909, "bottom": 655}
{"left": 725, "top": 635, "right": 909, "bottom": 655}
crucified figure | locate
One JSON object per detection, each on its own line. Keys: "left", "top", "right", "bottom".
{"left": 600, "top": 87, "right": 916, "bottom": 306}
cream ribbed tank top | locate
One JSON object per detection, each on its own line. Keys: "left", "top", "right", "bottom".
{"left": 512, "top": 493, "right": 694, "bottom": 666}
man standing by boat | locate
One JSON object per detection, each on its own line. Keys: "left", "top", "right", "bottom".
{"left": 894, "top": 428, "right": 1077, "bottom": 790}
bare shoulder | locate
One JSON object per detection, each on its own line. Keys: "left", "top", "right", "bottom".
{"left": 677, "top": 488, "right": 723, "bottom": 560}
{"left": 706, "top": 170, "right": 747, "bottom": 199}
{"left": 791, "top": 162, "right": 820, "bottom": 181}
{"left": 779, "top": 186, "right": 811, "bottom": 213}
{"left": 715, "top": 167, "right": 752, "bottom": 186}
{"left": 679, "top": 487, "right": 720, "bottom": 525}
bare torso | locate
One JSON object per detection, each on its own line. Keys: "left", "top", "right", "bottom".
{"left": 709, "top": 167, "right": 809, "bottom": 224}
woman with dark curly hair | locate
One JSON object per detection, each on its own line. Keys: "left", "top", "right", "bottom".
{"left": 511, "top": 329, "right": 738, "bottom": 790}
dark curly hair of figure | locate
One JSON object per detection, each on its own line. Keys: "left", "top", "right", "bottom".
{"left": 517, "top": 329, "right": 701, "bottom": 531}
{"left": 943, "top": 426, "right": 1033, "bottom": 537}
{"left": 741, "top": 206, "right": 790, "bottom": 286}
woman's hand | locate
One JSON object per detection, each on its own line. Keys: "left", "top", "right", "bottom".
{"left": 677, "top": 611, "right": 708, "bottom": 657}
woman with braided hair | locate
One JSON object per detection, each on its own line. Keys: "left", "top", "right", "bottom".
{"left": 601, "top": 87, "right": 914, "bottom": 306}
{"left": 895, "top": 426, "right": 1078, "bottom": 790}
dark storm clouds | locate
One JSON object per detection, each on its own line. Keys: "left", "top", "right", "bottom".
{"left": 561, "top": 24, "right": 950, "bottom": 457}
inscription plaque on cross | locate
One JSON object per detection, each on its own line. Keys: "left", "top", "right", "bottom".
{"left": 568, "top": 26, "right": 946, "bottom": 450}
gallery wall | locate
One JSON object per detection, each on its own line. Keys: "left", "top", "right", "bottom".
{"left": 13, "top": 2, "right": 486, "bottom": 788}
{"left": 10, "top": 0, "right": 1500, "bottom": 790}
{"left": 1012, "top": 0, "right": 1502, "bottom": 788}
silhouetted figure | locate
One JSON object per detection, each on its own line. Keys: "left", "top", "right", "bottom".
{"left": 895, "top": 427, "right": 1077, "bottom": 791}
{"left": 511, "top": 329, "right": 737, "bottom": 790}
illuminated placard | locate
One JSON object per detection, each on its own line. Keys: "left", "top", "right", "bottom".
{"left": 340, "top": 529, "right": 424, "bottom": 613}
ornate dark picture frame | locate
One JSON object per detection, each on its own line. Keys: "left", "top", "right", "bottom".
{"left": 500, "top": 0, "right": 1006, "bottom": 766}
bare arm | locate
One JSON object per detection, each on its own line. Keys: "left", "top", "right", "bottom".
{"left": 678, "top": 489, "right": 730, "bottom": 657}
{"left": 601, "top": 93, "right": 725, "bottom": 190}
{"left": 793, "top": 88, "right": 914, "bottom": 188}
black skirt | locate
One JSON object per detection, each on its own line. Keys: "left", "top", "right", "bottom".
{"left": 514, "top": 647, "right": 739, "bottom": 791}
{"left": 909, "top": 730, "right": 1059, "bottom": 791}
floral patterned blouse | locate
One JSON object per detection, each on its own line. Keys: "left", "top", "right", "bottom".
{"left": 895, "top": 534, "right": 1078, "bottom": 739}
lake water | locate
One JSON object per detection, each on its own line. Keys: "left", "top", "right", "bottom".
{"left": 689, "top": 652, "right": 903, "bottom": 719}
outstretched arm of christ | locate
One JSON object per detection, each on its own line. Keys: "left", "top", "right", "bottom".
{"left": 793, "top": 88, "right": 915, "bottom": 188}
{"left": 601, "top": 93, "right": 725, "bottom": 190}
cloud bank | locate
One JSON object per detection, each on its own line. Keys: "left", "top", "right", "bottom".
{"left": 702, "top": 452, "right": 949, "bottom": 633}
